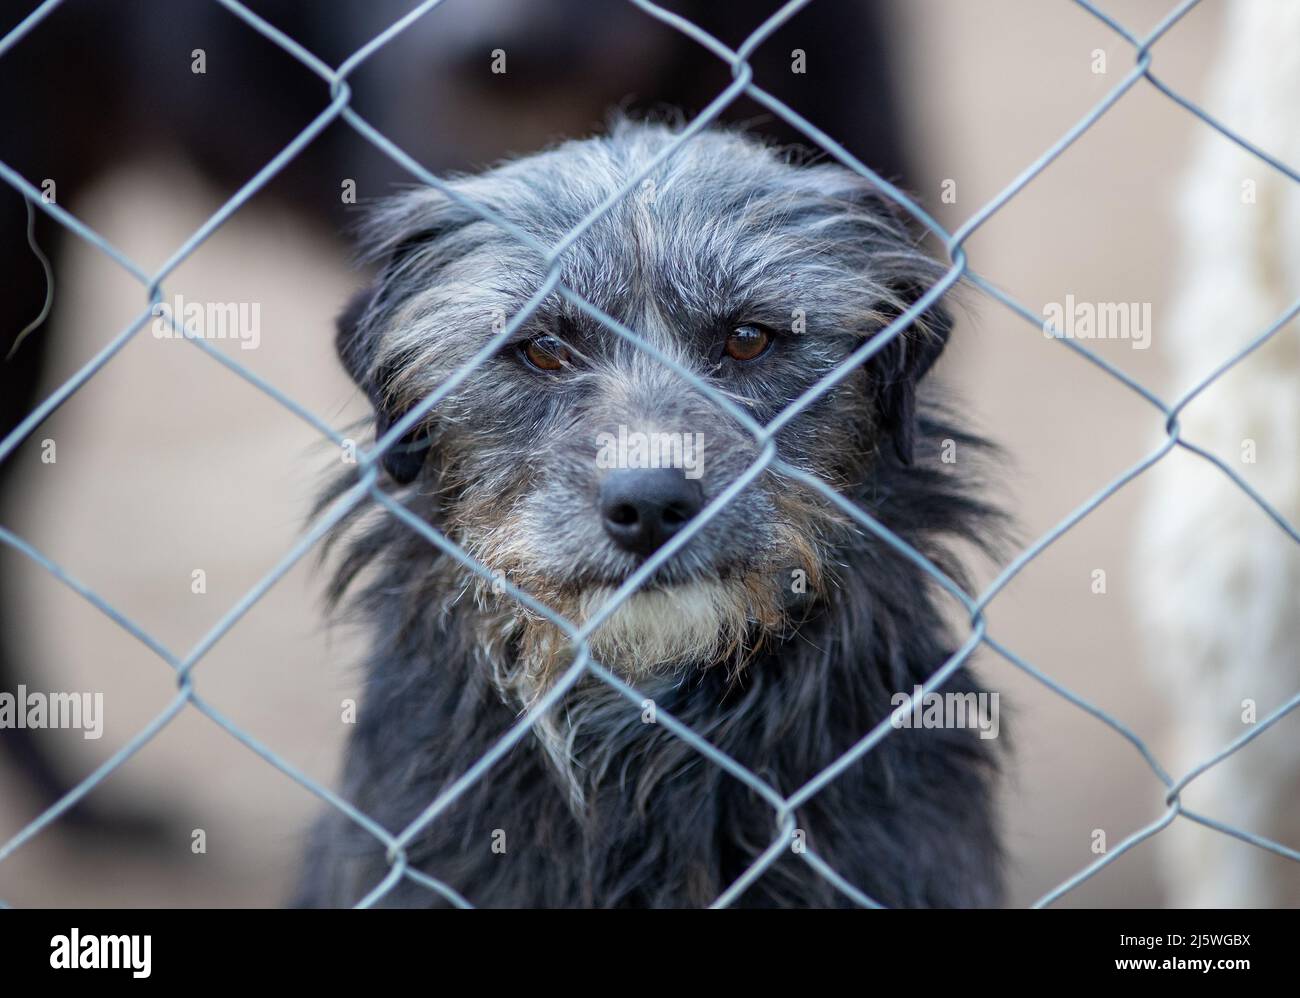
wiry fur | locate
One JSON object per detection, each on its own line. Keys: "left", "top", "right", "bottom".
{"left": 297, "top": 121, "right": 1007, "bottom": 908}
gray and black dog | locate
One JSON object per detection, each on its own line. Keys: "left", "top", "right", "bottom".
{"left": 297, "top": 120, "right": 1005, "bottom": 908}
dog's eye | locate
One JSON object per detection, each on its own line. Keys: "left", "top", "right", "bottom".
{"left": 520, "top": 335, "right": 572, "bottom": 372}
{"left": 724, "top": 324, "right": 772, "bottom": 362}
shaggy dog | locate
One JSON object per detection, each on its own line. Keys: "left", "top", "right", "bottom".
{"left": 296, "top": 121, "right": 1005, "bottom": 908}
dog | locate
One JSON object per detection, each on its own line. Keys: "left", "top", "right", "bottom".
{"left": 296, "top": 120, "right": 1005, "bottom": 908}
{"left": 0, "top": 0, "right": 904, "bottom": 834}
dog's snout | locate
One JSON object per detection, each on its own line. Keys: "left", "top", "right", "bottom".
{"left": 599, "top": 468, "right": 704, "bottom": 556}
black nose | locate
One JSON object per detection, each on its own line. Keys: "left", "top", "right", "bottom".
{"left": 599, "top": 468, "right": 704, "bottom": 557}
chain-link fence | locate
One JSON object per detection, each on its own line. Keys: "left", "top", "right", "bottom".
{"left": 0, "top": 0, "right": 1297, "bottom": 908}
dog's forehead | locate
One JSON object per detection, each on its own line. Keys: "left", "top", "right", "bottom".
{"left": 373, "top": 127, "right": 916, "bottom": 396}
{"left": 467, "top": 131, "right": 888, "bottom": 339}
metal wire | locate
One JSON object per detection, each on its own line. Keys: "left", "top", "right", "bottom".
{"left": 0, "top": 0, "right": 1296, "bottom": 908}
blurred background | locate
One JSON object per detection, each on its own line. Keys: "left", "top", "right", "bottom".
{"left": 0, "top": 0, "right": 1296, "bottom": 907}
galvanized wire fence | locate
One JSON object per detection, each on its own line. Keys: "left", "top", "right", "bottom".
{"left": 1, "top": 0, "right": 1297, "bottom": 908}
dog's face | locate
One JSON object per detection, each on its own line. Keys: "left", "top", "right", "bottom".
{"left": 337, "top": 123, "right": 949, "bottom": 689}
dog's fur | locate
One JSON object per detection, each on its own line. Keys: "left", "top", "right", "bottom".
{"left": 296, "top": 121, "right": 1005, "bottom": 908}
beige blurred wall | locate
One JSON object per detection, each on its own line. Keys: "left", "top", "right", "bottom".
{"left": 0, "top": 163, "right": 370, "bottom": 906}
{"left": 894, "top": 0, "right": 1299, "bottom": 906}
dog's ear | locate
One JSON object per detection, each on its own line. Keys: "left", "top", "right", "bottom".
{"left": 336, "top": 192, "right": 477, "bottom": 485}
{"left": 805, "top": 171, "right": 953, "bottom": 466}
{"left": 335, "top": 284, "right": 431, "bottom": 485}
{"left": 871, "top": 285, "right": 952, "bottom": 467}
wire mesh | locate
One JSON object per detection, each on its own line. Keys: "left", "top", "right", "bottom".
{"left": 0, "top": 0, "right": 1297, "bottom": 908}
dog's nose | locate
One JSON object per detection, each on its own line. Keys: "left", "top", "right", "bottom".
{"left": 599, "top": 468, "right": 704, "bottom": 557}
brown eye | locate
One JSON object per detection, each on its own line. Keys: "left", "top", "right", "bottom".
{"left": 724, "top": 324, "right": 772, "bottom": 362}
{"left": 521, "top": 335, "right": 572, "bottom": 372}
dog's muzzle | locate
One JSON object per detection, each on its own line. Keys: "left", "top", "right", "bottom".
{"left": 598, "top": 468, "right": 704, "bottom": 557}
